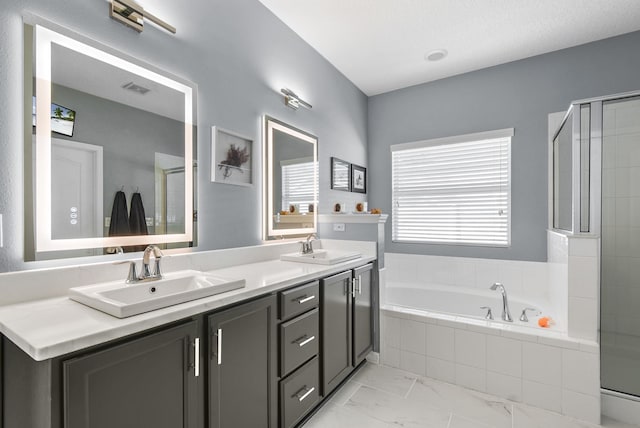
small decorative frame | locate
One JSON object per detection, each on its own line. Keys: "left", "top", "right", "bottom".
{"left": 211, "top": 126, "right": 253, "bottom": 186}
{"left": 350, "top": 163, "right": 367, "bottom": 194}
{"left": 331, "top": 157, "right": 351, "bottom": 191}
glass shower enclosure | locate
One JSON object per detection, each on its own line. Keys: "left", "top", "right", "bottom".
{"left": 553, "top": 90, "right": 640, "bottom": 399}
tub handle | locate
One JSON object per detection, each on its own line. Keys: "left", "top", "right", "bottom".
{"left": 480, "top": 306, "right": 493, "bottom": 320}
{"left": 520, "top": 307, "right": 539, "bottom": 322}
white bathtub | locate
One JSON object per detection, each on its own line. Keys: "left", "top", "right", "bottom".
{"left": 384, "top": 283, "right": 550, "bottom": 329}
{"left": 379, "top": 254, "right": 600, "bottom": 425}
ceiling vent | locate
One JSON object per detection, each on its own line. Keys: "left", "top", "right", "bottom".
{"left": 122, "top": 82, "right": 150, "bottom": 95}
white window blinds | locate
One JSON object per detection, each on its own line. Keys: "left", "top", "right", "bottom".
{"left": 391, "top": 129, "right": 512, "bottom": 246}
{"left": 281, "top": 158, "right": 317, "bottom": 214}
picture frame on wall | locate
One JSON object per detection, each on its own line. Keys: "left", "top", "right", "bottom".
{"left": 331, "top": 157, "right": 351, "bottom": 191}
{"left": 211, "top": 126, "right": 253, "bottom": 186}
{"left": 350, "top": 163, "right": 366, "bottom": 194}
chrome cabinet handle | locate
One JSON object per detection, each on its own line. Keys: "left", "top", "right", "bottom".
{"left": 294, "top": 386, "right": 315, "bottom": 402}
{"left": 351, "top": 278, "right": 357, "bottom": 298}
{"left": 297, "top": 295, "right": 315, "bottom": 304}
{"left": 194, "top": 337, "right": 200, "bottom": 377}
{"left": 215, "top": 328, "right": 223, "bottom": 365}
{"left": 295, "top": 335, "right": 316, "bottom": 347}
{"left": 358, "top": 275, "right": 362, "bottom": 294}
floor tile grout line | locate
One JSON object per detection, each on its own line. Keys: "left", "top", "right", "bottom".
{"left": 403, "top": 377, "right": 417, "bottom": 399}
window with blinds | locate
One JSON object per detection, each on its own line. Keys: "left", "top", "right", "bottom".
{"left": 281, "top": 158, "right": 317, "bottom": 214}
{"left": 391, "top": 129, "right": 512, "bottom": 246}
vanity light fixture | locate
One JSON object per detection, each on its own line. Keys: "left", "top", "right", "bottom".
{"left": 281, "top": 88, "right": 312, "bottom": 110}
{"left": 110, "top": 0, "right": 176, "bottom": 34}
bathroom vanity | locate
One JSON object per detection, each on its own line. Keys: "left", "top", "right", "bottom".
{"left": 0, "top": 240, "right": 377, "bottom": 428}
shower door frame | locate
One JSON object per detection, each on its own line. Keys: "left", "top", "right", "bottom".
{"left": 553, "top": 89, "right": 640, "bottom": 402}
{"left": 552, "top": 89, "right": 640, "bottom": 237}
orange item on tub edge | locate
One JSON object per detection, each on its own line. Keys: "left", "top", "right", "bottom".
{"left": 538, "top": 316, "right": 554, "bottom": 328}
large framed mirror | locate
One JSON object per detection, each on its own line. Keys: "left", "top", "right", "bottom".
{"left": 24, "top": 20, "right": 197, "bottom": 259}
{"left": 263, "top": 116, "right": 318, "bottom": 240}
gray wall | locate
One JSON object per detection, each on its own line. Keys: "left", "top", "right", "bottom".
{"left": 368, "top": 30, "right": 640, "bottom": 262}
{"left": 0, "top": 0, "right": 368, "bottom": 272}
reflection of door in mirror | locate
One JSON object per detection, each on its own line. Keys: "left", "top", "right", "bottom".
{"left": 52, "top": 139, "right": 103, "bottom": 241}
{"left": 37, "top": 139, "right": 104, "bottom": 260}
{"left": 155, "top": 153, "right": 186, "bottom": 249}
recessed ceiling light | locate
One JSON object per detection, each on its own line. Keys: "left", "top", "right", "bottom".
{"left": 425, "top": 49, "right": 448, "bottom": 62}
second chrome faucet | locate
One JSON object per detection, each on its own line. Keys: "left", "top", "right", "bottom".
{"left": 118, "top": 245, "right": 164, "bottom": 284}
{"left": 490, "top": 282, "right": 513, "bottom": 322}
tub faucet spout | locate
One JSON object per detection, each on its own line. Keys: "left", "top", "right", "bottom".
{"left": 490, "top": 282, "right": 513, "bottom": 322}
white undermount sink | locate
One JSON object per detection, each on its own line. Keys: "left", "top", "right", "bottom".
{"left": 280, "top": 249, "right": 362, "bottom": 265}
{"left": 69, "top": 270, "right": 245, "bottom": 318}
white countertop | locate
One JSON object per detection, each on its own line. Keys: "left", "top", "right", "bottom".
{"left": 0, "top": 241, "right": 376, "bottom": 361}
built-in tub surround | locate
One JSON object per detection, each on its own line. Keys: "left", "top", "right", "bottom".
{"left": 380, "top": 252, "right": 601, "bottom": 425}
{"left": 0, "top": 239, "right": 375, "bottom": 361}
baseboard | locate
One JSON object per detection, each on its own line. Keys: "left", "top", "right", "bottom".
{"left": 602, "top": 389, "right": 640, "bottom": 426}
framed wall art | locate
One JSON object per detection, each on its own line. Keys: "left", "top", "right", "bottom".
{"left": 331, "top": 157, "right": 350, "bottom": 191}
{"left": 350, "top": 163, "right": 366, "bottom": 194}
{"left": 211, "top": 126, "right": 253, "bottom": 186}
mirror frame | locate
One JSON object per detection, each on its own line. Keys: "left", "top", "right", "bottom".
{"left": 263, "top": 116, "right": 318, "bottom": 240}
{"left": 31, "top": 22, "right": 196, "bottom": 252}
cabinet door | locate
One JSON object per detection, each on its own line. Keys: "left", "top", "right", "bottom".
{"left": 63, "top": 320, "right": 200, "bottom": 428}
{"left": 208, "top": 295, "right": 277, "bottom": 428}
{"left": 353, "top": 263, "right": 374, "bottom": 366}
{"left": 320, "top": 270, "right": 353, "bottom": 395}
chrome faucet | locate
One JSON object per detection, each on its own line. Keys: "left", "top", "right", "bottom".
{"left": 300, "top": 234, "right": 316, "bottom": 254}
{"left": 490, "top": 282, "right": 513, "bottom": 322}
{"left": 142, "top": 245, "right": 163, "bottom": 280}
{"left": 116, "top": 245, "right": 163, "bottom": 284}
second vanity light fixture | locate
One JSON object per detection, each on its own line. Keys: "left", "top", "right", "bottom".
{"left": 110, "top": 0, "right": 176, "bottom": 34}
{"left": 281, "top": 88, "right": 312, "bottom": 110}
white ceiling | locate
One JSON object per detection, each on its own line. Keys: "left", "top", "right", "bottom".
{"left": 258, "top": 0, "right": 640, "bottom": 96}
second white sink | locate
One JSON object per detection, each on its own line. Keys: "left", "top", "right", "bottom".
{"left": 280, "top": 249, "right": 362, "bottom": 265}
{"left": 69, "top": 270, "right": 245, "bottom": 318}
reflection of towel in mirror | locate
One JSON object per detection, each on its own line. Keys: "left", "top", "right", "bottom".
{"left": 108, "top": 191, "right": 130, "bottom": 236}
{"left": 129, "top": 192, "right": 148, "bottom": 236}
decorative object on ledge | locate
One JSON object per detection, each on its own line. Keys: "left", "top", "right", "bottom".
{"left": 350, "top": 163, "right": 367, "bottom": 194}
{"left": 355, "top": 202, "right": 368, "bottom": 213}
{"left": 331, "top": 157, "right": 350, "bottom": 191}
{"left": 211, "top": 126, "right": 253, "bottom": 186}
{"left": 281, "top": 88, "right": 312, "bottom": 110}
{"left": 333, "top": 202, "right": 346, "bottom": 214}
{"left": 110, "top": 0, "right": 176, "bottom": 34}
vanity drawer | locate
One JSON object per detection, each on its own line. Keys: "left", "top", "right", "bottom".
{"left": 280, "top": 308, "right": 319, "bottom": 376}
{"left": 280, "top": 356, "right": 320, "bottom": 428}
{"left": 280, "top": 281, "right": 319, "bottom": 320}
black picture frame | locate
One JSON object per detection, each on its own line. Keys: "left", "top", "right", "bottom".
{"left": 350, "top": 164, "right": 366, "bottom": 194}
{"left": 331, "top": 157, "right": 351, "bottom": 191}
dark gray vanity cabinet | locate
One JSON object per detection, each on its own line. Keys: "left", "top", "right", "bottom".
{"left": 278, "top": 281, "right": 321, "bottom": 428}
{"left": 207, "top": 295, "right": 277, "bottom": 428}
{"left": 321, "top": 263, "right": 374, "bottom": 396}
{"left": 320, "top": 270, "right": 353, "bottom": 395}
{"left": 63, "top": 320, "right": 201, "bottom": 428}
{"left": 352, "top": 263, "right": 374, "bottom": 366}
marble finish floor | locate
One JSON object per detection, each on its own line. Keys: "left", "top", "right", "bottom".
{"left": 303, "top": 363, "right": 639, "bottom": 428}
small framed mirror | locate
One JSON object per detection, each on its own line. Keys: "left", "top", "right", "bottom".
{"left": 24, "top": 21, "right": 197, "bottom": 259}
{"left": 263, "top": 116, "right": 318, "bottom": 240}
